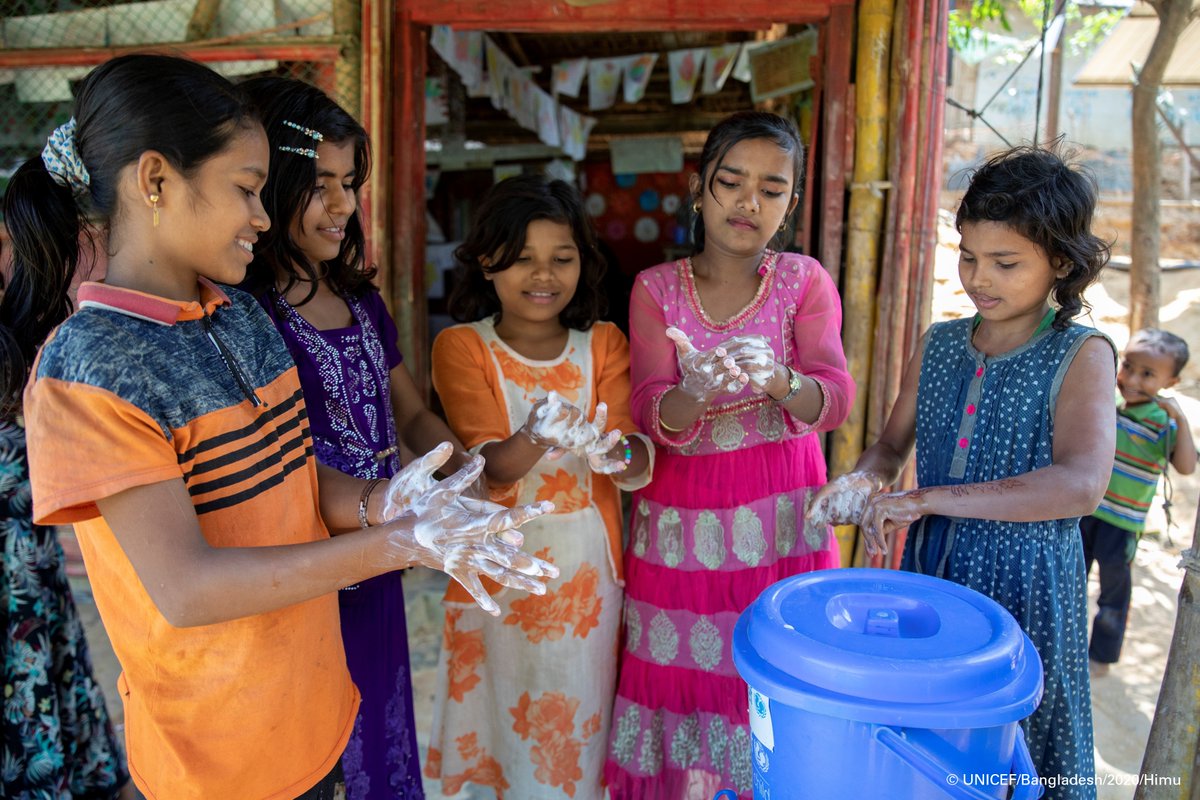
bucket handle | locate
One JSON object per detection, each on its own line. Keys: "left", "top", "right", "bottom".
{"left": 874, "top": 725, "right": 1044, "bottom": 800}
{"left": 1009, "top": 727, "right": 1043, "bottom": 800}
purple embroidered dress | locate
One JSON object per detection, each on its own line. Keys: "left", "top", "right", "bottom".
{"left": 260, "top": 288, "right": 424, "bottom": 800}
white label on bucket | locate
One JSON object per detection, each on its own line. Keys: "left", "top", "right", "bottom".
{"left": 748, "top": 687, "right": 775, "bottom": 751}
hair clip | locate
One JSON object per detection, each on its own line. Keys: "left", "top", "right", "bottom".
{"left": 282, "top": 120, "right": 324, "bottom": 142}
{"left": 278, "top": 145, "right": 319, "bottom": 159}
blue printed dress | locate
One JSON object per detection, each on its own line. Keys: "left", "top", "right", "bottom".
{"left": 1, "top": 417, "right": 128, "bottom": 799}
{"left": 902, "top": 317, "right": 1107, "bottom": 800}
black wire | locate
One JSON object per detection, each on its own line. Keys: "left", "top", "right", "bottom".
{"left": 946, "top": 97, "right": 1014, "bottom": 147}
{"left": 1034, "top": 0, "right": 1053, "bottom": 142}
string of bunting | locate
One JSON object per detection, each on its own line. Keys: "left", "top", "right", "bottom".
{"left": 429, "top": 25, "right": 816, "bottom": 160}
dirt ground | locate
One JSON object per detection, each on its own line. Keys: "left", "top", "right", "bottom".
{"left": 69, "top": 221, "right": 1200, "bottom": 799}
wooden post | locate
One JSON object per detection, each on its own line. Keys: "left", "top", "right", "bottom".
{"left": 1134, "top": 509, "right": 1200, "bottom": 799}
{"left": 389, "top": 8, "right": 430, "bottom": 390}
{"left": 360, "top": 0, "right": 392, "bottom": 304}
{"left": 818, "top": 4, "right": 855, "bottom": 285}
{"left": 830, "top": 0, "right": 894, "bottom": 566}
{"left": 1045, "top": 38, "right": 1063, "bottom": 143}
{"left": 1130, "top": 0, "right": 1193, "bottom": 332}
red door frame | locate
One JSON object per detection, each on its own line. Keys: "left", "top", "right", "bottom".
{"left": 385, "top": 0, "right": 855, "bottom": 388}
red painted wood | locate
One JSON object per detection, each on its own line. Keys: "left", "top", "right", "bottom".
{"left": 800, "top": 46, "right": 823, "bottom": 256}
{"left": 359, "top": 0, "right": 386, "bottom": 292}
{"left": 405, "top": 0, "right": 846, "bottom": 28}
{"left": 0, "top": 43, "right": 341, "bottom": 68}
{"left": 391, "top": 11, "right": 432, "bottom": 389}
{"left": 818, "top": 3, "right": 853, "bottom": 283}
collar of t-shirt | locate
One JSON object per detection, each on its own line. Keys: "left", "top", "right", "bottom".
{"left": 1119, "top": 397, "right": 1169, "bottom": 425}
{"left": 77, "top": 277, "right": 231, "bottom": 326}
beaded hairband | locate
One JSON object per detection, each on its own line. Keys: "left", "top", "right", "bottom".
{"left": 278, "top": 119, "right": 323, "bottom": 159}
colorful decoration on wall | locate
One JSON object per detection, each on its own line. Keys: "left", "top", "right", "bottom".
{"left": 585, "top": 193, "right": 607, "bottom": 217}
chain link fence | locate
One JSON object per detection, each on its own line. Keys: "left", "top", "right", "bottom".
{"left": 1, "top": 0, "right": 359, "bottom": 212}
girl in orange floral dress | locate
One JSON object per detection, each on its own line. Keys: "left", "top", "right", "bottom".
{"left": 425, "top": 174, "right": 653, "bottom": 799}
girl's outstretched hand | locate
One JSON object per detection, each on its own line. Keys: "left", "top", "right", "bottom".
{"left": 520, "top": 393, "right": 614, "bottom": 460}
{"left": 378, "top": 443, "right": 559, "bottom": 615}
{"left": 718, "top": 334, "right": 778, "bottom": 394}
{"left": 858, "top": 489, "right": 930, "bottom": 557}
{"left": 580, "top": 402, "right": 627, "bottom": 475}
{"left": 806, "top": 471, "right": 884, "bottom": 529}
{"left": 666, "top": 327, "right": 749, "bottom": 400}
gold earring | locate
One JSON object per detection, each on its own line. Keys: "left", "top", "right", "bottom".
{"left": 779, "top": 219, "right": 788, "bottom": 231}
{"left": 150, "top": 193, "right": 160, "bottom": 228}
{"left": 692, "top": 199, "right": 701, "bottom": 214}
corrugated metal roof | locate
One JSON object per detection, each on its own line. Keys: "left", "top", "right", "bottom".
{"left": 1074, "top": 2, "right": 1200, "bottom": 86}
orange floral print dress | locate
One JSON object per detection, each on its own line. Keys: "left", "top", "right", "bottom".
{"left": 426, "top": 319, "right": 653, "bottom": 800}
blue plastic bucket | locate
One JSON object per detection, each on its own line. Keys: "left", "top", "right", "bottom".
{"left": 732, "top": 568, "right": 1044, "bottom": 800}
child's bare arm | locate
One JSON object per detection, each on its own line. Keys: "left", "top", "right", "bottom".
{"left": 390, "top": 363, "right": 474, "bottom": 475}
{"left": 859, "top": 336, "right": 1116, "bottom": 546}
{"left": 478, "top": 428, "right": 558, "bottom": 485}
{"left": 96, "top": 451, "right": 555, "bottom": 627}
{"left": 806, "top": 334, "right": 923, "bottom": 538}
{"left": 97, "top": 477, "right": 409, "bottom": 627}
{"left": 1158, "top": 397, "right": 1197, "bottom": 475}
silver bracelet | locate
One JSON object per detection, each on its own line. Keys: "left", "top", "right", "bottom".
{"left": 358, "top": 478, "right": 385, "bottom": 529}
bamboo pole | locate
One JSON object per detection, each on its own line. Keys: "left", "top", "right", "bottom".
{"left": 911, "top": 0, "right": 947, "bottom": 348}
{"left": 333, "top": 0, "right": 363, "bottom": 121}
{"left": 1134, "top": 508, "right": 1200, "bottom": 799}
{"left": 869, "top": 0, "right": 923, "bottom": 458}
{"left": 829, "top": 0, "right": 895, "bottom": 567}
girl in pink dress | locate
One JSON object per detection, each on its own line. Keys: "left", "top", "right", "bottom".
{"left": 604, "top": 111, "right": 854, "bottom": 800}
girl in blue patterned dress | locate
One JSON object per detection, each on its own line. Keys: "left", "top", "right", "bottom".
{"left": 809, "top": 146, "right": 1116, "bottom": 800}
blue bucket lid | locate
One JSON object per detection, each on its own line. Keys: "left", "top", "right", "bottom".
{"left": 732, "top": 569, "right": 1043, "bottom": 728}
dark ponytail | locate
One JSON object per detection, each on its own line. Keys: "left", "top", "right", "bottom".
{"left": 0, "top": 158, "right": 88, "bottom": 419}
{"left": 0, "top": 54, "right": 258, "bottom": 416}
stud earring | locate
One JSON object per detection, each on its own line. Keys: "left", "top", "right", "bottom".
{"left": 150, "top": 193, "right": 160, "bottom": 228}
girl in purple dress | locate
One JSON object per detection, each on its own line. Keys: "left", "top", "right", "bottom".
{"left": 241, "top": 77, "right": 472, "bottom": 800}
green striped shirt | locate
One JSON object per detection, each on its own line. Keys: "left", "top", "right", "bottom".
{"left": 1092, "top": 399, "right": 1175, "bottom": 533}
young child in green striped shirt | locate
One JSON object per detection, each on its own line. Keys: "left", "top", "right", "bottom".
{"left": 1083, "top": 328, "right": 1195, "bottom": 676}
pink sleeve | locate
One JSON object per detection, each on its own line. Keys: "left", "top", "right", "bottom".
{"left": 791, "top": 262, "right": 855, "bottom": 432}
{"left": 628, "top": 276, "right": 698, "bottom": 447}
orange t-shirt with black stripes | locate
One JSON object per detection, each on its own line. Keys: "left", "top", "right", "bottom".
{"left": 24, "top": 279, "right": 358, "bottom": 800}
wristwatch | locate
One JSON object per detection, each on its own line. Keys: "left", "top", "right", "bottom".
{"left": 773, "top": 366, "right": 803, "bottom": 403}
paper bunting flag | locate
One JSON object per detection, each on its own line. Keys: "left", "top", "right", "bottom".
{"left": 559, "top": 104, "right": 598, "bottom": 161}
{"left": 485, "top": 37, "right": 514, "bottom": 113}
{"left": 668, "top": 48, "right": 706, "bottom": 105}
{"left": 509, "top": 68, "right": 538, "bottom": 131}
{"left": 620, "top": 53, "right": 658, "bottom": 104}
{"left": 431, "top": 24, "right": 452, "bottom": 61}
{"left": 431, "top": 26, "right": 483, "bottom": 91}
{"left": 533, "top": 84, "right": 561, "bottom": 148}
{"left": 702, "top": 43, "right": 741, "bottom": 95}
{"left": 552, "top": 58, "right": 588, "bottom": 98}
{"left": 588, "top": 58, "right": 623, "bottom": 110}
{"left": 731, "top": 41, "right": 765, "bottom": 83}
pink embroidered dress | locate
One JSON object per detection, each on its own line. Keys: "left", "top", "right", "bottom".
{"left": 604, "top": 250, "right": 853, "bottom": 799}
